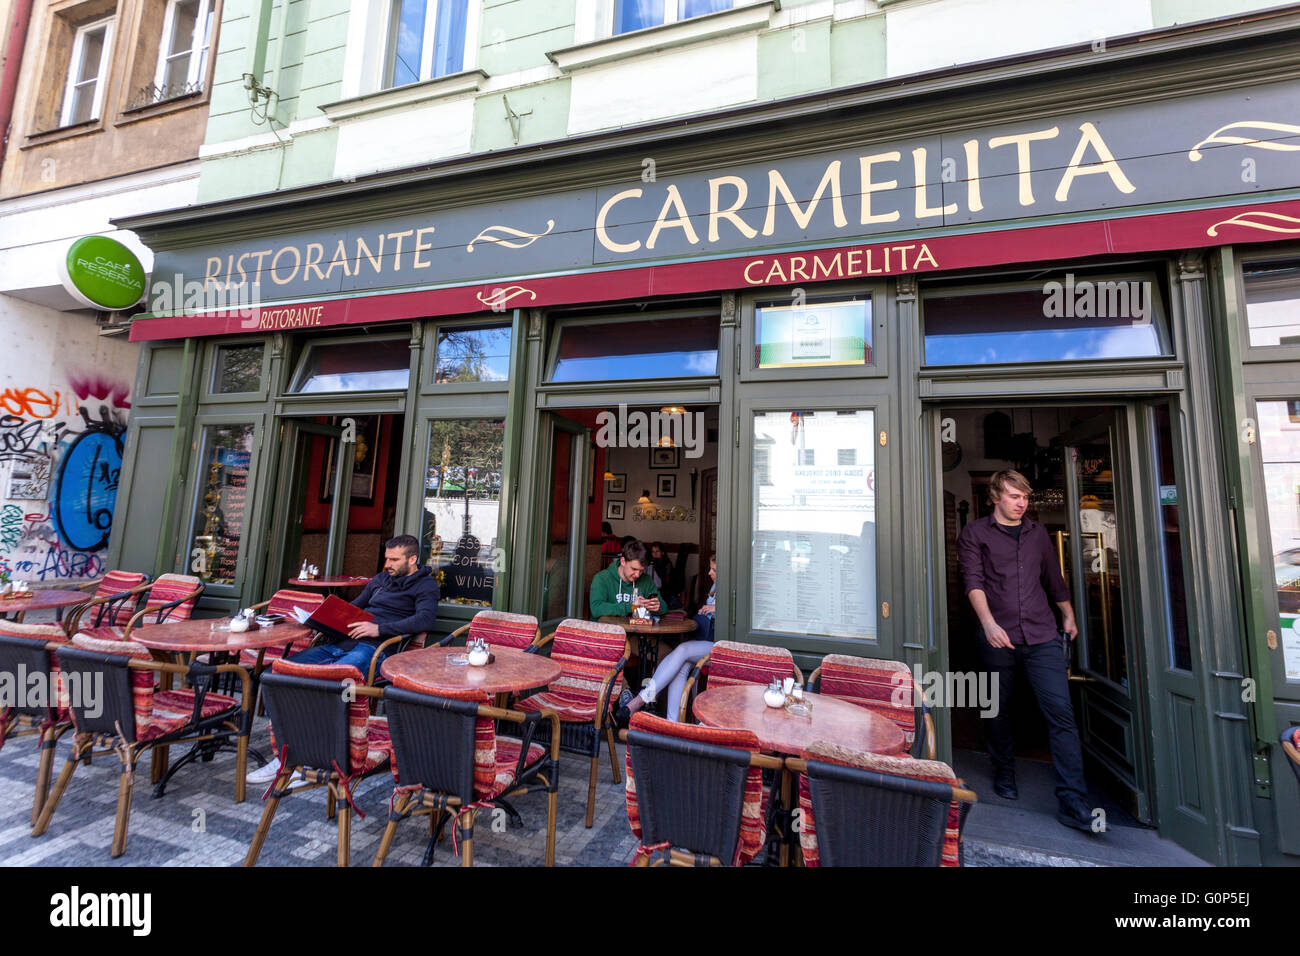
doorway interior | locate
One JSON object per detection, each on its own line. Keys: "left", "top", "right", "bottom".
{"left": 938, "top": 403, "right": 1152, "bottom": 830}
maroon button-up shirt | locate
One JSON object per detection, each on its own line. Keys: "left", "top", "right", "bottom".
{"left": 956, "top": 515, "right": 1071, "bottom": 645}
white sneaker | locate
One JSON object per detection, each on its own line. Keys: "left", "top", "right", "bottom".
{"left": 247, "top": 759, "right": 283, "bottom": 783}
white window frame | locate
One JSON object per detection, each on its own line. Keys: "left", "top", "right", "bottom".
{"left": 380, "top": 0, "right": 481, "bottom": 90}
{"left": 60, "top": 16, "right": 114, "bottom": 127}
{"left": 599, "top": 0, "right": 739, "bottom": 38}
{"left": 154, "top": 0, "right": 215, "bottom": 97}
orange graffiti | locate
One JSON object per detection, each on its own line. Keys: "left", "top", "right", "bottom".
{"left": 0, "top": 388, "right": 77, "bottom": 419}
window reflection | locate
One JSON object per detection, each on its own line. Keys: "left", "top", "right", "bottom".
{"left": 1258, "top": 400, "right": 1300, "bottom": 683}
{"left": 423, "top": 418, "right": 505, "bottom": 607}
{"left": 289, "top": 338, "right": 410, "bottom": 393}
{"left": 435, "top": 325, "right": 511, "bottom": 383}
{"left": 191, "top": 424, "right": 254, "bottom": 586}
{"left": 549, "top": 315, "right": 718, "bottom": 382}
{"left": 1243, "top": 260, "right": 1300, "bottom": 348}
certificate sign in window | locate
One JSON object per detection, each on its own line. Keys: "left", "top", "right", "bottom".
{"left": 751, "top": 409, "right": 877, "bottom": 638}
{"left": 755, "top": 296, "right": 872, "bottom": 369}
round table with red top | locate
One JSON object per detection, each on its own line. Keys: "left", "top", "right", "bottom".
{"left": 1, "top": 587, "right": 91, "bottom": 622}
{"left": 381, "top": 645, "right": 561, "bottom": 698}
{"left": 286, "top": 576, "right": 371, "bottom": 598}
{"left": 599, "top": 614, "right": 695, "bottom": 681}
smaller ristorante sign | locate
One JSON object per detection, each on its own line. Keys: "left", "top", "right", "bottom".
{"left": 59, "top": 235, "right": 146, "bottom": 311}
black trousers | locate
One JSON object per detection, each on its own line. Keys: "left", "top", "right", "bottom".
{"left": 977, "top": 635, "right": 1087, "bottom": 802}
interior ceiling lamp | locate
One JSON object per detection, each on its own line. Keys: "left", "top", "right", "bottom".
{"left": 637, "top": 489, "right": 656, "bottom": 518}
{"left": 660, "top": 405, "right": 688, "bottom": 416}
{"left": 603, "top": 470, "right": 616, "bottom": 481}
{"left": 657, "top": 435, "right": 675, "bottom": 447}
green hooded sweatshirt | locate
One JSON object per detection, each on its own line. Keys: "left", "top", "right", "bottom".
{"left": 589, "top": 560, "right": 661, "bottom": 618}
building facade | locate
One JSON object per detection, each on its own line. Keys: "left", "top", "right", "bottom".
{"left": 109, "top": 0, "right": 1300, "bottom": 865}
{"left": 0, "top": 0, "right": 220, "bottom": 584}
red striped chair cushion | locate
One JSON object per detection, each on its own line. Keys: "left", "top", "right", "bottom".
{"left": 817, "top": 654, "right": 917, "bottom": 747}
{"left": 796, "top": 741, "right": 962, "bottom": 867}
{"left": 269, "top": 659, "right": 371, "bottom": 770}
{"left": 142, "top": 573, "right": 202, "bottom": 622}
{"left": 69, "top": 633, "right": 154, "bottom": 739}
{"left": 517, "top": 619, "right": 625, "bottom": 723}
{"left": 237, "top": 590, "right": 326, "bottom": 668}
{"left": 706, "top": 640, "right": 796, "bottom": 689}
{"left": 147, "top": 689, "right": 239, "bottom": 741}
{"left": 91, "top": 571, "right": 148, "bottom": 626}
{"left": 624, "top": 711, "right": 768, "bottom": 865}
{"left": 468, "top": 610, "right": 538, "bottom": 651}
{"left": 0, "top": 620, "right": 71, "bottom": 718}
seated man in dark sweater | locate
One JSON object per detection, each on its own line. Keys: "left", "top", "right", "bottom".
{"left": 248, "top": 533, "right": 439, "bottom": 782}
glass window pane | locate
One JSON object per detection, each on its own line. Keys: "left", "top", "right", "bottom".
{"left": 755, "top": 294, "right": 871, "bottom": 369}
{"left": 76, "top": 26, "right": 106, "bottom": 84}
{"left": 615, "top": 0, "right": 665, "bottom": 33}
{"left": 387, "top": 0, "right": 427, "bottom": 87}
{"left": 213, "top": 343, "right": 264, "bottom": 393}
{"left": 751, "top": 409, "right": 877, "bottom": 638}
{"left": 1152, "top": 404, "right": 1191, "bottom": 672}
{"left": 423, "top": 418, "right": 506, "bottom": 607}
{"left": 923, "top": 279, "right": 1168, "bottom": 365}
{"left": 168, "top": 0, "right": 199, "bottom": 57}
{"left": 163, "top": 53, "right": 192, "bottom": 94}
{"left": 191, "top": 424, "right": 254, "bottom": 586}
{"left": 431, "top": 0, "right": 468, "bottom": 77}
{"left": 550, "top": 315, "right": 718, "bottom": 382}
{"left": 289, "top": 338, "right": 410, "bottom": 393}
{"left": 1243, "top": 261, "right": 1300, "bottom": 348}
{"left": 1259, "top": 399, "right": 1300, "bottom": 682}
{"left": 68, "top": 84, "right": 96, "bottom": 124}
{"left": 682, "top": 0, "right": 727, "bottom": 18}
{"left": 435, "top": 325, "right": 511, "bottom": 383}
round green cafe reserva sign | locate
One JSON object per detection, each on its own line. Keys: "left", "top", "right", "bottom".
{"left": 58, "top": 235, "right": 146, "bottom": 310}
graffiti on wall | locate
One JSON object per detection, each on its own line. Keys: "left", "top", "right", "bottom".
{"left": 0, "top": 373, "right": 131, "bottom": 582}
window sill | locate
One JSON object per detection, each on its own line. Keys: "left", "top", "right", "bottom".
{"left": 23, "top": 117, "right": 105, "bottom": 148}
{"left": 320, "top": 69, "right": 489, "bottom": 123}
{"left": 547, "top": 1, "right": 779, "bottom": 72}
{"left": 116, "top": 89, "right": 208, "bottom": 126}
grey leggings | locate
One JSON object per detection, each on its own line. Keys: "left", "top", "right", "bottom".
{"left": 639, "top": 640, "right": 714, "bottom": 722}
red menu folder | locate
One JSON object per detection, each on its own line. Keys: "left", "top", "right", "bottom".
{"left": 304, "top": 594, "right": 375, "bottom": 644}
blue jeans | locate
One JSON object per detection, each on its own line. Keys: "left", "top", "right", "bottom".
{"left": 290, "top": 641, "right": 384, "bottom": 677}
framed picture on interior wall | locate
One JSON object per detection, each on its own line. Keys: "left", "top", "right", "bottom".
{"left": 607, "top": 472, "right": 626, "bottom": 494}
{"left": 321, "top": 415, "right": 380, "bottom": 505}
{"left": 657, "top": 474, "right": 676, "bottom": 498}
{"left": 606, "top": 499, "right": 625, "bottom": 520}
{"left": 650, "top": 446, "right": 679, "bottom": 469}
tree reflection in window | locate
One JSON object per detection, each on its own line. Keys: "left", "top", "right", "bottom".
{"left": 434, "top": 325, "right": 511, "bottom": 383}
{"left": 423, "top": 418, "right": 505, "bottom": 606}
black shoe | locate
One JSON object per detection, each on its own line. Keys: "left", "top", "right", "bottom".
{"left": 1057, "top": 796, "right": 1097, "bottom": 834}
{"left": 992, "top": 771, "right": 1018, "bottom": 800}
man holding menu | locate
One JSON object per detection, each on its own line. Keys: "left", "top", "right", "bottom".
{"left": 249, "top": 534, "right": 439, "bottom": 783}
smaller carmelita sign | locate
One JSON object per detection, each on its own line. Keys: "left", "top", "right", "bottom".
{"left": 58, "top": 235, "right": 146, "bottom": 310}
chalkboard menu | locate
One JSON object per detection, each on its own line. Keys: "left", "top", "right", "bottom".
{"left": 192, "top": 424, "right": 254, "bottom": 586}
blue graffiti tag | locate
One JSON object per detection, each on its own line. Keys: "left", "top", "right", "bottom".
{"left": 52, "top": 406, "right": 124, "bottom": 553}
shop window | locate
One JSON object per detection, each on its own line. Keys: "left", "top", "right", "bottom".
{"left": 1242, "top": 260, "right": 1300, "bottom": 348}
{"left": 922, "top": 273, "right": 1170, "bottom": 366}
{"left": 153, "top": 0, "right": 213, "bottom": 100}
{"left": 191, "top": 423, "right": 254, "bottom": 586}
{"left": 288, "top": 336, "right": 410, "bottom": 393}
{"left": 1151, "top": 404, "right": 1191, "bottom": 672}
{"left": 434, "top": 324, "right": 511, "bottom": 383}
{"left": 548, "top": 313, "right": 718, "bottom": 382}
{"left": 422, "top": 418, "right": 505, "bottom": 607}
{"left": 382, "top": 0, "right": 473, "bottom": 89}
{"left": 60, "top": 16, "right": 115, "bottom": 126}
{"left": 613, "top": 0, "right": 728, "bottom": 33}
{"left": 1258, "top": 399, "right": 1300, "bottom": 683}
{"left": 212, "top": 343, "right": 263, "bottom": 394}
{"left": 751, "top": 409, "right": 877, "bottom": 639}
{"left": 754, "top": 293, "right": 872, "bottom": 370}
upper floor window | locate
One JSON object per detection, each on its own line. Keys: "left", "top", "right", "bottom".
{"left": 155, "top": 0, "right": 215, "bottom": 99}
{"left": 383, "top": 0, "right": 471, "bottom": 88}
{"left": 613, "top": 0, "right": 729, "bottom": 34}
{"left": 61, "top": 17, "right": 114, "bottom": 126}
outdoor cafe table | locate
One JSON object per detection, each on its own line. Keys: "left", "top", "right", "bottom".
{"left": 286, "top": 575, "right": 371, "bottom": 597}
{"left": 598, "top": 615, "right": 695, "bottom": 683}
{"left": 0, "top": 587, "right": 90, "bottom": 621}
{"left": 132, "top": 618, "right": 314, "bottom": 802}
{"left": 381, "top": 645, "right": 561, "bottom": 701}
{"left": 693, "top": 684, "right": 907, "bottom": 865}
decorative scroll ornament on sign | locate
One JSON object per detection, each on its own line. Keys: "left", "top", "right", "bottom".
{"left": 476, "top": 285, "right": 537, "bottom": 309}
{"left": 466, "top": 220, "right": 556, "bottom": 252}
{"left": 1187, "top": 121, "right": 1300, "bottom": 162}
{"left": 1205, "top": 210, "right": 1300, "bottom": 237}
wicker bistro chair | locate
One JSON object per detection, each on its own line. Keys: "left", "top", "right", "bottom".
{"left": 808, "top": 654, "right": 936, "bottom": 760}
{"left": 0, "top": 619, "right": 75, "bottom": 825}
{"left": 32, "top": 632, "right": 248, "bottom": 858}
{"left": 677, "top": 640, "right": 804, "bottom": 723}
{"left": 788, "top": 741, "right": 978, "bottom": 867}
{"left": 70, "top": 572, "right": 205, "bottom": 642}
{"left": 372, "top": 682, "right": 561, "bottom": 867}
{"left": 237, "top": 589, "right": 328, "bottom": 674}
{"left": 62, "top": 571, "right": 151, "bottom": 631}
{"left": 244, "top": 659, "right": 392, "bottom": 867}
{"left": 446, "top": 609, "right": 541, "bottom": 652}
{"left": 622, "top": 712, "right": 782, "bottom": 866}
{"left": 516, "top": 618, "right": 629, "bottom": 827}
{"left": 1281, "top": 726, "right": 1300, "bottom": 790}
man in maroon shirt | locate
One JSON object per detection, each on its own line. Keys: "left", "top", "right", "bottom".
{"left": 957, "top": 469, "right": 1094, "bottom": 833}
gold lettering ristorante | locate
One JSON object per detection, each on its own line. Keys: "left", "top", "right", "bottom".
{"left": 257, "top": 305, "right": 326, "bottom": 330}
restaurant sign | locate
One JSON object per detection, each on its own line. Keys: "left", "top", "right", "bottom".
{"left": 136, "top": 79, "right": 1300, "bottom": 335}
